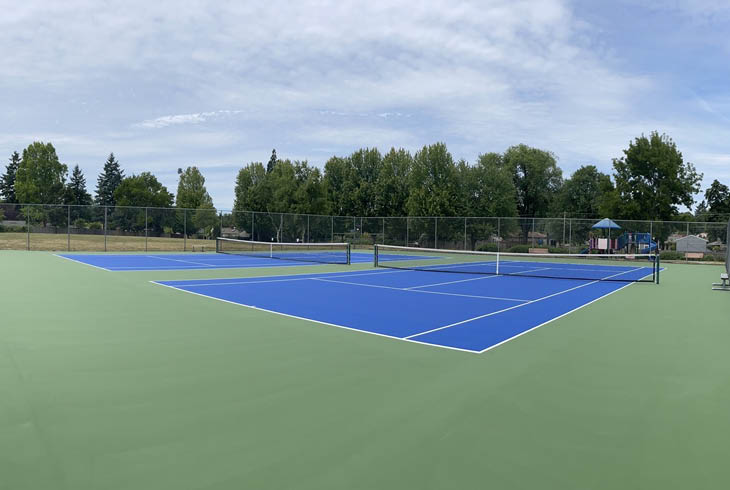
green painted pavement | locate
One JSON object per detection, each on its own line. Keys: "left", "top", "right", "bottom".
{"left": 1, "top": 251, "right": 729, "bottom": 489}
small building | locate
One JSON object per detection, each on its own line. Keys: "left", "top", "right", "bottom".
{"left": 676, "top": 235, "right": 708, "bottom": 254}
{"left": 221, "top": 227, "right": 250, "bottom": 239}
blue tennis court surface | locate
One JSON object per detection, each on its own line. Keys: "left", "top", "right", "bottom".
{"left": 154, "top": 267, "right": 647, "bottom": 353}
{"left": 55, "top": 251, "right": 420, "bottom": 271}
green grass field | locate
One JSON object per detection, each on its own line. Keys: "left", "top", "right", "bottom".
{"left": 1, "top": 251, "right": 729, "bottom": 489}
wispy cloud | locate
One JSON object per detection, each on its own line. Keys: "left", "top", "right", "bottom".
{"left": 134, "top": 110, "right": 243, "bottom": 129}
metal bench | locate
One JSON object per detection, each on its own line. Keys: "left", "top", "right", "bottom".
{"left": 712, "top": 273, "right": 730, "bottom": 291}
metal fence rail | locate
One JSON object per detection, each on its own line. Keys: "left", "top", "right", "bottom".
{"left": 0, "top": 203, "right": 727, "bottom": 258}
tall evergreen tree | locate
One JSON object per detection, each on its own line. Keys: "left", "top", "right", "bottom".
{"left": 95, "top": 153, "right": 124, "bottom": 206}
{"left": 64, "top": 165, "right": 93, "bottom": 205}
{"left": 0, "top": 151, "right": 20, "bottom": 203}
{"left": 266, "top": 149, "right": 278, "bottom": 173}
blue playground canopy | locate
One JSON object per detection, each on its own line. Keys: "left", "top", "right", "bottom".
{"left": 592, "top": 218, "right": 621, "bottom": 230}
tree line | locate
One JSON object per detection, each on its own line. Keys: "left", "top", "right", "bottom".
{"left": 3, "top": 132, "right": 728, "bottom": 236}
{"left": 0, "top": 142, "right": 216, "bottom": 235}
{"left": 233, "top": 132, "right": 714, "bottom": 223}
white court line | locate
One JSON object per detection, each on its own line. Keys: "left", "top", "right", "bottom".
{"left": 161, "top": 268, "right": 407, "bottom": 288}
{"left": 479, "top": 280, "right": 637, "bottom": 353}
{"left": 311, "top": 277, "right": 529, "bottom": 302}
{"left": 403, "top": 267, "right": 550, "bottom": 289}
{"left": 150, "top": 281, "right": 479, "bottom": 354}
{"left": 145, "top": 255, "right": 219, "bottom": 267}
{"left": 53, "top": 254, "right": 111, "bottom": 271}
{"left": 405, "top": 266, "right": 645, "bottom": 340}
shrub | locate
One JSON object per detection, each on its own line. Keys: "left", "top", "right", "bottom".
{"left": 508, "top": 245, "right": 530, "bottom": 253}
{"left": 88, "top": 222, "right": 103, "bottom": 230}
{"left": 548, "top": 247, "right": 569, "bottom": 254}
{"left": 660, "top": 251, "right": 682, "bottom": 260}
{"left": 477, "top": 243, "right": 499, "bottom": 252}
{"left": 73, "top": 218, "right": 88, "bottom": 229}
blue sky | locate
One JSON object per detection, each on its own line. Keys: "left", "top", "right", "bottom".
{"left": 1, "top": 0, "right": 729, "bottom": 211}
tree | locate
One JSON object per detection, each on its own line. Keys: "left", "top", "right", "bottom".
{"left": 95, "top": 153, "right": 124, "bottom": 206}
{"left": 349, "top": 148, "right": 382, "bottom": 216}
{"left": 292, "top": 162, "right": 327, "bottom": 215}
{"left": 703, "top": 180, "right": 730, "bottom": 220}
{"left": 503, "top": 144, "right": 563, "bottom": 217}
{"left": 554, "top": 165, "right": 611, "bottom": 217}
{"left": 266, "top": 149, "right": 277, "bottom": 174}
{"left": 114, "top": 173, "right": 174, "bottom": 208}
{"left": 375, "top": 148, "right": 412, "bottom": 217}
{"left": 0, "top": 151, "right": 20, "bottom": 203}
{"left": 233, "top": 162, "right": 269, "bottom": 238}
{"left": 458, "top": 152, "right": 517, "bottom": 249}
{"left": 113, "top": 173, "right": 174, "bottom": 232}
{"left": 15, "top": 142, "right": 67, "bottom": 204}
{"left": 323, "top": 156, "right": 357, "bottom": 216}
{"left": 176, "top": 166, "right": 214, "bottom": 209}
{"left": 407, "top": 143, "right": 463, "bottom": 216}
{"left": 64, "top": 165, "right": 93, "bottom": 206}
{"left": 176, "top": 166, "right": 217, "bottom": 236}
{"left": 612, "top": 132, "right": 702, "bottom": 221}
{"left": 467, "top": 153, "right": 518, "bottom": 217}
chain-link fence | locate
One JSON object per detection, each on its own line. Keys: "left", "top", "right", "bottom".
{"left": 0, "top": 203, "right": 726, "bottom": 261}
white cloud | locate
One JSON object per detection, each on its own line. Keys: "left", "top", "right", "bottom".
{"left": 0, "top": 0, "right": 728, "bottom": 209}
{"left": 134, "top": 110, "right": 243, "bottom": 129}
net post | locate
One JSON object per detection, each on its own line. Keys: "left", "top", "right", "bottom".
{"left": 496, "top": 251, "right": 500, "bottom": 275}
{"left": 373, "top": 244, "right": 378, "bottom": 267}
{"left": 347, "top": 242, "right": 351, "bottom": 265}
{"left": 655, "top": 253, "right": 660, "bottom": 284}
{"left": 215, "top": 237, "right": 220, "bottom": 253}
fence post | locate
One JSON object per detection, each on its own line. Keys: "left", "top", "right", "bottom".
{"left": 435, "top": 218, "right": 438, "bottom": 249}
{"left": 331, "top": 216, "right": 334, "bottom": 242}
{"left": 145, "top": 207, "right": 148, "bottom": 252}
{"left": 497, "top": 217, "right": 500, "bottom": 252}
{"left": 531, "top": 218, "right": 535, "bottom": 247}
{"left": 382, "top": 217, "right": 385, "bottom": 245}
{"left": 569, "top": 219, "right": 572, "bottom": 253}
{"left": 562, "top": 213, "right": 566, "bottom": 246}
{"left": 26, "top": 207, "right": 30, "bottom": 251}
{"left": 251, "top": 211, "right": 255, "bottom": 241}
{"left": 307, "top": 215, "right": 310, "bottom": 243}
{"left": 464, "top": 217, "right": 467, "bottom": 250}
{"left": 104, "top": 206, "right": 108, "bottom": 252}
{"left": 650, "top": 221, "right": 653, "bottom": 246}
{"left": 67, "top": 205, "right": 71, "bottom": 251}
{"left": 183, "top": 209, "right": 187, "bottom": 251}
{"left": 406, "top": 217, "right": 409, "bottom": 246}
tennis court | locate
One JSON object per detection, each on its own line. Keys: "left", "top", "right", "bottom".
{"left": 54, "top": 250, "right": 421, "bottom": 271}
{"left": 153, "top": 246, "right": 660, "bottom": 352}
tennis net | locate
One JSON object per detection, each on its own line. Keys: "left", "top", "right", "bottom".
{"left": 217, "top": 238, "right": 351, "bottom": 265}
{"left": 374, "top": 244, "right": 659, "bottom": 283}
